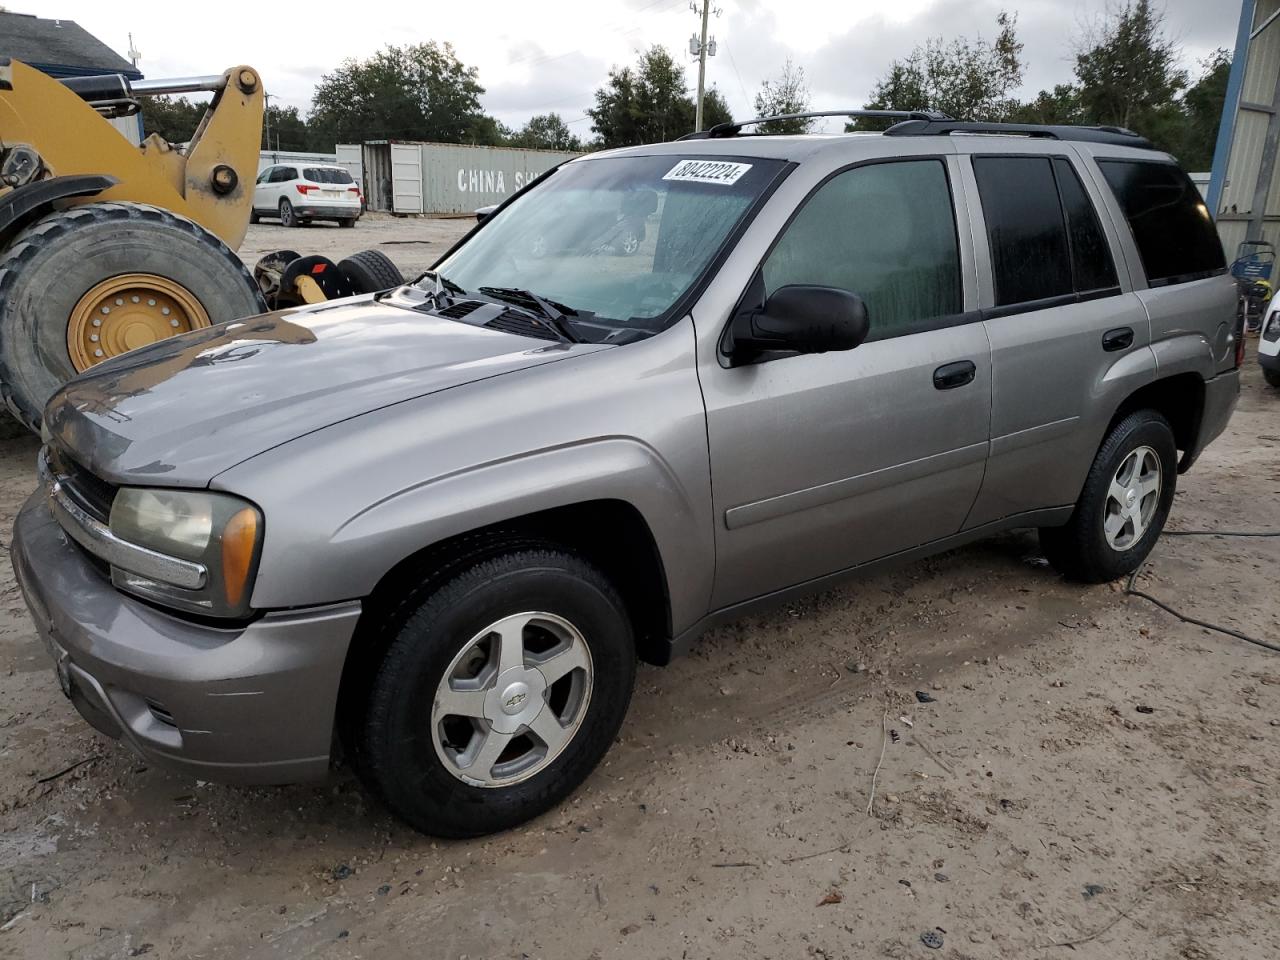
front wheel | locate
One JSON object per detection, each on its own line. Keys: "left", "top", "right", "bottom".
{"left": 359, "top": 548, "right": 636, "bottom": 837}
{"left": 1264, "top": 366, "right": 1280, "bottom": 389}
{"left": 1040, "top": 409, "right": 1177, "bottom": 582}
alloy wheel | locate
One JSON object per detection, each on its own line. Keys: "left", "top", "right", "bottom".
{"left": 430, "top": 611, "right": 593, "bottom": 788}
{"left": 1103, "top": 444, "right": 1161, "bottom": 550}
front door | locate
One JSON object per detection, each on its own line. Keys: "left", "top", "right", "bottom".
{"left": 699, "top": 157, "right": 992, "bottom": 609}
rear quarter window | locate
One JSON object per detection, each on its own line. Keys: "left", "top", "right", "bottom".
{"left": 1097, "top": 160, "right": 1225, "bottom": 287}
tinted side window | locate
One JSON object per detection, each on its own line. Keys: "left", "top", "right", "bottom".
{"left": 762, "top": 159, "right": 962, "bottom": 340}
{"left": 1098, "top": 160, "right": 1226, "bottom": 286}
{"left": 256, "top": 167, "right": 273, "bottom": 184}
{"left": 973, "top": 156, "right": 1071, "bottom": 306}
{"left": 1053, "top": 158, "right": 1118, "bottom": 293}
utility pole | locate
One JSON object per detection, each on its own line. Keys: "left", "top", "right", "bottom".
{"left": 263, "top": 92, "right": 273, "bottom": 153}
{"left": 689, "top": 1, "right": 719, "bottom": 131}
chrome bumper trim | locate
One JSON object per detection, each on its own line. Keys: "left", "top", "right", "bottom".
{"left": 39, "top": 451, "right": 208, "bottom": 590}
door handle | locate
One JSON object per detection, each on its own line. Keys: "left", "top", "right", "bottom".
{"left": 1102, "top": 327, "right": 1134, "bottom": 352}
{"left": 933, "top": 360, "right": 977, "bottom": 390}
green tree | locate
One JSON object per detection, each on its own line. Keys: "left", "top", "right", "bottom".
{"left": 141, "top": 95, "right": 206, "bottom": 144}
{"left": 1178, "top": 49, "right": 1231, "bottom": 170}
{"left": 510, "top": 113, "right": 584, "bottom": 152}
{"left": 262, "top": 104, "right": 312, "bottom": 152}
{"left": 849, "top": 11, "right": 1023, "bottom": 129}
{"left": 589, "top": 46, "right": 698, "bottom": 147}
{"left": 1073, "top": 0, "right": 1186, "bottom": 146}
{"left": 753, "top": 59, "right": 813, "bottom": 133}
{"left": 702, "top": 86, "right": 734, "bottom": 129}
{"left": 308, "top": 42, "right": 488, "bottom": 147}
{"left": 1008, "top": 84, "right": 1086, "bottom": 125}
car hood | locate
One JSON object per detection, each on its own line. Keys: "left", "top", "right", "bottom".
{"left": 44, "top": 296, "right": 608, "bottom": 487}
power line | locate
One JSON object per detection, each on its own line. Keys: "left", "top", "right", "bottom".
{"left": 721, "top": 39, "right": 751, "bottom": 114}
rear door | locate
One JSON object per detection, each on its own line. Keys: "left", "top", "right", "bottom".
{"left": 699, "top": 155, "right": 992, "bottom": 608}
{"left": 960, "top": 145, "right": 1152, "bottom": 528}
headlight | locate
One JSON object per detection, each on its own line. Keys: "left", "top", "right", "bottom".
{"left": 109, "top": 488, "right": 263, "bottom": 618}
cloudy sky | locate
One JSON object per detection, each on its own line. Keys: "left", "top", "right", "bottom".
{"left": 38, "top": 0, "right": 1239, "bottom": 133}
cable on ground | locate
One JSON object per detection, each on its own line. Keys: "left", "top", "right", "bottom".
{"left": 1124, "top": 529, "right": 1280, "bottom": 654}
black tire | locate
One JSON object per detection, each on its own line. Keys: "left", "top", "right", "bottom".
{"left": 359, "top": 548, "right": 636, "bottom": 837}
{"left": 338, "top": 249, "right": 405, "bottom": 293}
{"left": 279, "top": 198, "right": 299, "bottom": 228}
{"left": 0, "top": 202, "right": 264, "bottom": 431}
{"left": 1264, "top": 366, "right": 1280, "bottom": 389}
{"left": 250, "top": 209, "right": 261, "bottom": 224}
{"left": 1039, "top": 409, "right": 1178, "bottom": 583}
{"left": 339, "top": 218, "right": 357, "bottom": 229}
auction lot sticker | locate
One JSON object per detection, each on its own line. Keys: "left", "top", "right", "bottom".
{"left": 662, "top": 160, "right": 753, "bottom": 185}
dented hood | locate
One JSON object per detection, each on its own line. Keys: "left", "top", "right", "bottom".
{"left": 44, "top": 296, "right": 607, "bottom": 487}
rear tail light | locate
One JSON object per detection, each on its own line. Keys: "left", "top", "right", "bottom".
{"left": 348, "top": 186, "right": 359, "bottom": 194}
{"left": 296, "top": 184, "right": 315, "bottom": 195}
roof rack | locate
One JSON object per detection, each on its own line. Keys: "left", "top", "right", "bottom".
{"left": 680, "top": 109, "right": 952, "bottom": 140}
{"left": 883, "top": 118, "right": 1154, "bottom": 149}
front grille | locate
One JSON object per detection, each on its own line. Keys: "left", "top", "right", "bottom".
{"left": 45, "top": 446, "right": 117, "bottom": 524}
{"left": 484, "top": 310, "right": 560, "bottom": 342}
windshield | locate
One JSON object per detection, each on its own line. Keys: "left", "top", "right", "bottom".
{"left": 431, "top": 154, "right": 786, "bottom": 333}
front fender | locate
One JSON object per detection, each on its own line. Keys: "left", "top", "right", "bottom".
{"left": 322, "top": 437, "right": 711, "bottom": 632}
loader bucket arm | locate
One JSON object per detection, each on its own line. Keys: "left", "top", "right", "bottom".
{"left": 0, "top": 59, "right": 263, "bottom": 249}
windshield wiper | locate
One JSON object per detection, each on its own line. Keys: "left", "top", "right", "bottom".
{"left": 477, "top": 286, "right": 585, "bottom": 343}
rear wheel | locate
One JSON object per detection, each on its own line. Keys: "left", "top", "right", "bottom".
{"left": 358, "top": 549, "right": 636, "bottom": 837}
{"left": 1039, "top": 409, "right": 1177, "bottom": 582}
{"left": 339, "top": 218, "right": 356, "bottom": 229}
{"left": 338, "top": 250, "right": 404, "bottom": 293}
{"left": 279, "top": 198, "right": 299, "bottom": 228}
{"left": 0, "top": 202, "right": 263, "bottom": 430}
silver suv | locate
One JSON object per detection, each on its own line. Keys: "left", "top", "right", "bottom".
{"left": 12, "top": 112, "right": 1239, "bottom": 837}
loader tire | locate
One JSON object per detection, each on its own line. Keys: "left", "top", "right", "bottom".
{"left": 0, "top": 202, "right": 264, "bottom": 431}
{"left": 338, "top": 249, "right": 405, "bottom": 294}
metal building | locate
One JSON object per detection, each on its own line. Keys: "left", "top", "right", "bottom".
{"left": 1210, "top": 0, "right": 1280, "bottom": 256}
{"left": 339, "top": 141, "right": 579, "bottom": 215}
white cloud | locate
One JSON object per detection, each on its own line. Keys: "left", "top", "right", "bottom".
{"left": 31, "top": 0, "right": 1236, "bottom": 133}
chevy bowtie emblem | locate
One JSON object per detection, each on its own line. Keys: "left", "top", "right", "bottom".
{"left": 505, "top": 692, "right": 527, "bottom": 708}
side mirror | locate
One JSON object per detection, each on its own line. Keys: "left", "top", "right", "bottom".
{"left": 475, "top": 204, "right": 498, "bottom": 223}
{"left": 729, "top": 284, "right": 870, "bottom": 363}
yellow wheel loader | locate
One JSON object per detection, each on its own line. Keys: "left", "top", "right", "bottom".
{"left": 0, "top": 58, "right": 404, "bottom": 431}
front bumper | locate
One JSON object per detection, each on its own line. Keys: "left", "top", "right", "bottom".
{"left": 11, "top": 491, "right": 361, "bottom": 784}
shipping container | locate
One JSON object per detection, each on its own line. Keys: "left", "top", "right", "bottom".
{"left": 343, "top": 141, "right": 579, "bottom": 215}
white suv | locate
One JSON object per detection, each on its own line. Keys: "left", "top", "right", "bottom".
{"left": 252, "top": 164, "right": 362, "bottom": 228}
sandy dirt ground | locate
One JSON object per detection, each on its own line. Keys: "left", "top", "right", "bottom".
{"left": 0, "top": 235, "right": 1277, "bottom": 958}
